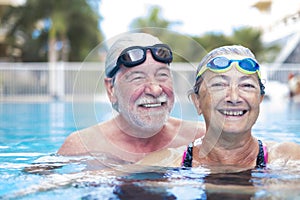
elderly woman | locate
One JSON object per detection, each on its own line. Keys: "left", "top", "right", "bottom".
{"left": 138, "top": 45, "right": 300, "bottom": 170}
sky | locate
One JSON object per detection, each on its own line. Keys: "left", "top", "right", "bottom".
{"left": 99, "top": 0, "right": 263, "bottom": 39}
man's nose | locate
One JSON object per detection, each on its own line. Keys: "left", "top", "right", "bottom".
{"left": 144, "top": 81, "right": 163, "bottom": 97}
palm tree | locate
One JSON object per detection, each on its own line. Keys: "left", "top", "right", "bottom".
{"left": 193, "top": 27, "right": 280, "bottom": 63}
{"left": 129, "top": 6, "right": 206, "bottom": 63}
{"left": 130, "top": 6, "right": 174, "bottom": 30}
{"left": 2, "top": 0, "right": 103, "bottom": 62}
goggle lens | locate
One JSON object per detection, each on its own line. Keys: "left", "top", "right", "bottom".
{"left": 154, "top": 46, "right": 172, "bottom": 60}
{"left": 120, "top": 49, "right": 144, "bottom": 63}
{"left": 239, "top": 58, "right": 259, "bottom": 72}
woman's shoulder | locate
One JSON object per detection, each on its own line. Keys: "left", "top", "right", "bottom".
{"left": 265, "top": 141, "right": 300, "bottom": 163}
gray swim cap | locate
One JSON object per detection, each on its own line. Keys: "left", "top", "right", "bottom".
{"left": 105, "top": 33, "right": 163, "bottom": 77}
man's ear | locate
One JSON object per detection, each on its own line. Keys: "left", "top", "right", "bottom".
{"left": 191, "top": 93, "right": 202, "bottom": 115}
{"left": 104, "top": 78, "right": 117, "bottom": 103}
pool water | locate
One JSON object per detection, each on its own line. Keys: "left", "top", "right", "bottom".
{"left": 1, "top": 100, "right": 300, "bottom": 199}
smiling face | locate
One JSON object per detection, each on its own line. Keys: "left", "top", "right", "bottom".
{"left": 194, "top": 54, "right": 264, "bottom": 136}
{"left": 108, "top": 51, "right": 174, "bottom": 136}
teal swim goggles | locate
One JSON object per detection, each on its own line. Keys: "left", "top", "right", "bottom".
{"left": 196, "top": 56, "right": 261, "bottom": 80}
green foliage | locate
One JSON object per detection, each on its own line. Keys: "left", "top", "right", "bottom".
{"left": 193, "top": 33, "right": 232, "bottom": 53}
{"left": 130, "top": 6, "right": 177, "bottom": 30}
{"left": 2, "top": 0, "right": 103, "bottom": 62}
{"left": 128, "top": 6, "right": 280, "bottom": 63}
{"left": 194, "top": 27, "right": 280, "bottom": 62}
{"left": 2, "top": 3, "right": 280, "bottom": 63}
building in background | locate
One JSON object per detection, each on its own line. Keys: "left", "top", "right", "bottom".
{"left": 253, "top": 0, "right": 300, "bottom": 63}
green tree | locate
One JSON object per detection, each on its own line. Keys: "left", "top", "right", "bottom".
{"left": 193, "top": 27, "right": 280, "bottom": 62}
{"left": 129, "top": 6, "right": 206, "bottom": 62}
{"left": 2, "top": 0, "right": 103, "bottom": 62}
{"left": 130, "top": 6, "right": 177, "bottom": 32}
{"left": 231, "top": 27, "right": 280, "bottom": 62}
{"left": 129, "top": 7, "right": 278, "bottom": 63}
{"left": 193, "top": 33, "right": 232, "bottom": 52}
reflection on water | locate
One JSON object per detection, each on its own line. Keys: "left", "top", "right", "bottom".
{"left": 2, "top": 161, "right": 300, "bottom": 199}
{"left": 1, "top": 100, "right": 300, "bottom": 199}
{"left": 254, "top": 99, "right": 300, "bottom": 144}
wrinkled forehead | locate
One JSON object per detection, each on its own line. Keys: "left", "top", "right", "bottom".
{"left": 119, "top": 61, "right": 171, "bottom": 78}
{"left": 209, "top": 54, "right": 246, "bottom": 62}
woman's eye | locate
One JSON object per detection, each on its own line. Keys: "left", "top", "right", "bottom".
{"left": 240, "top": 83, "right": 255, "bottom": 88}
{"left": 208, "top": 82, "right": 228, "bottom": 91}
{"left": 211, "top": 82, "right": 227, "bottom": 87}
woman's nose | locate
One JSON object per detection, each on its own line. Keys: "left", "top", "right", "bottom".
{"left": 226, "top": 85, "right": 242, "bottom": 105}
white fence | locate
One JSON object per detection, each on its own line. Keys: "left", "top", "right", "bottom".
{"left": 0, "top": 62, "right": 299, "bottom": 102}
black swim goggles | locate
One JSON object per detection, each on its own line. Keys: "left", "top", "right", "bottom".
{"left": 107, "top": 44, "right": 173, "bottom": 78}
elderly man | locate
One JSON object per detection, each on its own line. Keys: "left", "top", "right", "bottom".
{"left": 58, "top": 33, "right": 205, "bottom": 165}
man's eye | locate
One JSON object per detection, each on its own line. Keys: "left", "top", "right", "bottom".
{"left": 131, "top": 76, "right": 145, "bottom": 81}
{"left": 157, "top": 72, "right": 169, "bottom": 78}
{"left": 127, "top": 75, "right": 145, "bottom": 82}
{"left": 158, "top": 72, "right": 169, "bottom": 76}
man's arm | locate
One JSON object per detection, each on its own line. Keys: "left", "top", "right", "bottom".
{"left": 136, "top": 145, "right": 186, "bottom": 167}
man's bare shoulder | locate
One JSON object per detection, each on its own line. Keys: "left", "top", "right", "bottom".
{"left": 165, "top": 118, "right": 205, "bottom": 147}
{"left": 57, "top": 130, "right": 86, "bottom": 156}
{"left": 175, "top": 118, "right": 206, "bottom": 139}
{"left": 168, "top": 117, "right": 204, "bottom": 128}
{"left": 57, "top": 122, "right": 109, "bottom": 156}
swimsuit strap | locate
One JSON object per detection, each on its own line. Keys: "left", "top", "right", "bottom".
{"left": 182, "top": 139, "right": 268, "bottom": 168}
{"left": 256, "top": 139, "right": 267, "bottom": 168}
{"left": 182, "top": 143, "right": 193, "bottom": 167}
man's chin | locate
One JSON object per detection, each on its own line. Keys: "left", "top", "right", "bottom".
{"left": 131, "top": 115, "right": 169, "bottom": 137}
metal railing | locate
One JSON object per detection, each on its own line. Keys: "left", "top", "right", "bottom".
{"left": 0, "top": 62, "right": 299, "bottom": 102}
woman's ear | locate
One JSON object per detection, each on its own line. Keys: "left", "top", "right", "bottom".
{"left": 104, "top": 78, "right": 117, "bottom": 103}
{"left": 259, "top": 94, "right": 265, "bottom": 103}
{"left": 191, "top": 93, "right": 202, "bottom": 115}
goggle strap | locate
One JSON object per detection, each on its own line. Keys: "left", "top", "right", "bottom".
{"left": 109, "top": 44, "right": 172, "bottom": 78}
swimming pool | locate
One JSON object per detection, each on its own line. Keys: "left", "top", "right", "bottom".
{"left": 1, "top": 99, "right": 300, "bottom": 199}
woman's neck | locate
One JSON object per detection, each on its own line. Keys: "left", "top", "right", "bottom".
{"left": 194, "top": 134, "right": 259, "bottom": 167}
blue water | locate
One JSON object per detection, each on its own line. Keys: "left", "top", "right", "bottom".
{"left": 1, "top": 100, "right": 300, "bottom": 199}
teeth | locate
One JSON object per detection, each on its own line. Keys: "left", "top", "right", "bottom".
{"left": 222, "top": 110, "right": 244, "bottom": 116}
{"left": 142, "top": 103, "right": 162, "bottom": 108}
